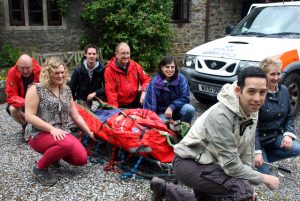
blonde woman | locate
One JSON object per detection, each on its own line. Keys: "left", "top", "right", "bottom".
{"left": 25, "top": 57, "right": 95, "bottom": 186}
{"left": 255, "top": 57, "right": 300, "bottom": 174}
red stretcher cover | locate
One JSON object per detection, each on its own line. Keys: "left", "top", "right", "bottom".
{"left": 76, "top": 104, "right": 177, "bottom": 163}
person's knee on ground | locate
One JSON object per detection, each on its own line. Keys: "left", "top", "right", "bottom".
{"left": 8, "top": 105, "right": 27, "bottom": 126}
{"left": 179, "top": 104, "right": 195, "bottom": 124}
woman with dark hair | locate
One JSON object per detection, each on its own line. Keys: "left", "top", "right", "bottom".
{"left": 143, "top": 56, "right": 195, "bottom": 124}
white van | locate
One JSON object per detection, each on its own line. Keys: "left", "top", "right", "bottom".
{"left": 181, "top": 1, "right": 300, "bottom": 114}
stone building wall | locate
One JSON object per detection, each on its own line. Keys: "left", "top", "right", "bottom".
{"left": 0, "top": 0, "right": 242, "bottom": 63}
{"left": 172, "top": 0, "right": 242, "bottom": 64}
{"left": 0, "top": 0, "right": 91, "bottom": 53}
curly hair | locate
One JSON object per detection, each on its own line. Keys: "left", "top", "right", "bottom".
{"left": 259, "top": 57, "right": 282, "bottom": 73}
{"left": 40, "top": 57, "right": 69, "bottom": 90}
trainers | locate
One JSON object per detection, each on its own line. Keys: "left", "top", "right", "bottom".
{"left": 150, "top": 177, "right": 167, "bottom": 201}
{"left": 31, "top": 164, "right": 57, "bottom": 186}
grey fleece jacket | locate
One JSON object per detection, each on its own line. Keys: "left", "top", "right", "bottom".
{"left": 174, "top": 82, "right": 264, "bottom": 185}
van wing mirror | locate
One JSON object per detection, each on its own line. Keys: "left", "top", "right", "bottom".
{"left": 225, "top": 25, "right": 235, "bottom": 34}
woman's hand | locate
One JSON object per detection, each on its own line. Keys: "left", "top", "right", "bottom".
{"left": 164, "top": 107, "right": 173, "bottom": 119}
{"left": 281, "top": 135, "right": 293, "bottom": 150}
{"left": 255, "top": 153, "right": 264, "bottom": 167}
{"left": 88, "top": 131, "right": 97, "bottom": 141}
{"left": 50, "top": 127, "right": 68, "bottom": 141}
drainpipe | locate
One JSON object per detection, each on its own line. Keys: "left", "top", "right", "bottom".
{"left": 205, "top": 0, "right": 211, "bottom": 43}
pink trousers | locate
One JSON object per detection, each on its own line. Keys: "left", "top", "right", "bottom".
{"left": 29, "top": 132, "right": 88, "bottom": 169}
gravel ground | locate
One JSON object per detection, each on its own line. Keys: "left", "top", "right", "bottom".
{"left": 0, "top": 95, "right": 299, "bottom": 201}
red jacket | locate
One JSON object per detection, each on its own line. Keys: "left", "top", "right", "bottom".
{"left": 104, "top": 57, "right": 151, "bottom": 108}
{"left": 5, "top": 58, "right": 41, "bottom": 108}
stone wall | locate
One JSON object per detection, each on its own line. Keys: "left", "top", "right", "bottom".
{"left": 0, "top": 0, "right": 242, "bottom": 64}
{"left": 172, "top": 0, "right": 242, "bottom": 64}
{"left": 0, "top": 0, "right": 92, "bottom": 53}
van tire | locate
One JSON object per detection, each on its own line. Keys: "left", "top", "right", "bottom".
{"left": 281, "top": 72, "right": 300, "bottom": 115}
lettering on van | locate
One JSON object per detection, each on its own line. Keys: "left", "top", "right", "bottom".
{"left": 202, "top": 46, "right": 238, "bottom": 59}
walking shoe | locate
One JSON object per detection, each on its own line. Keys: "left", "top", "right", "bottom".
{"left": 51, "top": 161, "right": 62, "bottom": 168}
{"left": 31, "top": 164, "right": 57, "bottom": 186}
{"left": 22, "top": 124, "right": 31, "bottom": 143}
{"left": 150, "top": 177, "right": 167, "bottom": 201}
{"left": 21, "top": 124, "right": 28, "bottom": 142}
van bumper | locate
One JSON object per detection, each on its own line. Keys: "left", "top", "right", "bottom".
{"left": 180, "top": 67, "right": 237, "bottom": 99}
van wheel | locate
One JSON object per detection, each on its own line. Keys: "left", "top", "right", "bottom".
{"left": 282, "top": 72, "right": 300, "bottom": 115}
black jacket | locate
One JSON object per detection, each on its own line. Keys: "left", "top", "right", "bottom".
{"left": 70, "top": 57, "right": 105, "bottom": 101}
{"left": 255, "top": 84, "right": 295, "bottom": 149}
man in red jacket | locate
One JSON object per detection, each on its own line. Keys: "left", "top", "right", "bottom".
{"left": 104, "top": 42, "right": 151, "bottom": 108}
{"left": 5, "top": 54, "right": 41, "bottom": 141}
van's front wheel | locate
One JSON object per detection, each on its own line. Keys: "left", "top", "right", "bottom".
{"left": 282, "top": 72, "right": 300, "bottom": 115}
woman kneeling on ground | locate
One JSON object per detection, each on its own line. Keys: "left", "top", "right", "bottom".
{"left": 143, "top": 55, "right": 195, "bottom": 124}
{"left": 25, "top": 57, "right": 96, "bottom": 186}
{"left": 255, "top": 57, "right": 300, "bottom": 174}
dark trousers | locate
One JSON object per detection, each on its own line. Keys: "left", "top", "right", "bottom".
{"left": 165, "top": 155, "right": 253, "bottom": 201}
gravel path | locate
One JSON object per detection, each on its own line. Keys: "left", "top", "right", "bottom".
{"left": 0, "top": 96, "right": 299, "bottom": 201}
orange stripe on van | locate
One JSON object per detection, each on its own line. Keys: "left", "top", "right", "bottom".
{"left": 278, "top": 49, "right": 300, "bottom": 70}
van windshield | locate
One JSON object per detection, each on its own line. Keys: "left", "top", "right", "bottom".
{"left": 231, "top": 6, "right": 300, "bottom": 37}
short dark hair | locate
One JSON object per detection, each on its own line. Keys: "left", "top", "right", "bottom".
{"left": 84, "top": 44, "right": 98, "bottom": 54}
{"left": 158, "top": 56, "right": 179, "bottom": 80}
{"left": 237, "top": 66, "right": 267, "bottom": 90}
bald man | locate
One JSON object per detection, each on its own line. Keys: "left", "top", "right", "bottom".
{"left": 104, "top": 42, "right": 151, "bottom": 108}
{"left": 5, "top": 54, "right": 41, "bottom": 141}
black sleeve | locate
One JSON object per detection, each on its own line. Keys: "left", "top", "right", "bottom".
{"left": 69, "top": 69, "right": 79, "bottom": 100}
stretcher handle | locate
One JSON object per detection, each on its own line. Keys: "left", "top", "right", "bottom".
{"left": 263, "top": 162, "right": 292, "bottom": 174}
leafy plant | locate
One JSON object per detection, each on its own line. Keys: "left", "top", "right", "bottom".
{"left": 56, "top": 0, "right": 69, "bottom": 16}
{"left": 0, "top": 68, "right": 8, "bottom": 81}
{"left": 0, "top": 44, "right": 21, "bottom": 69}
{"left": 80, "top": 0, "right": 175, "bottom": 72}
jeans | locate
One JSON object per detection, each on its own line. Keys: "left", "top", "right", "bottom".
{"left": 159, "top": 104, "right": 195, "bottom": 124}
{"left": 257, "top": 134, "right": 300, "bottom": 174}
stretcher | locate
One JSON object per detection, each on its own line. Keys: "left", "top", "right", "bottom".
{"left": 74, "top": 101, "right": 187, "bottom": 180}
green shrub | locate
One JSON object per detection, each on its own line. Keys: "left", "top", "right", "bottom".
{"left": 80, "top": 0, "right": 174, "bottom": 72}
{"left": 0, "top": 44, "right": 21, "bottom": 69}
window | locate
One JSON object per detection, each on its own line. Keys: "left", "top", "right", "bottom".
{"left": 29, "top": 0, "right": 43, "bottom": 26}
{"left": 47, "top": 0, "right": 62, "bottom": 25}
{"left": 172, "top": 0, "right": 190, "bottom": 22}
{"left": 8, "top": 0, "right": 25, "bottom": 26}
{"left": 7, "top": 0, "right": 62, "bottom": 27}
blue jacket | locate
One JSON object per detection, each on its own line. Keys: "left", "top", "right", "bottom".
{"left": 255, "top": 84, "right": 295, "bottom": 150}
{"left": 143, "top": 73, "right": 191, "bottom": 114}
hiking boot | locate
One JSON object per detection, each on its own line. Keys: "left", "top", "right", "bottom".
{"left": 22, "top": 124, "right": 30, "bottom": 143}
{"left": 31, "top": 165, "right": 57, "bottom": 186}
{"left": 150, "top": 177, "right": 167, "bottom": 201}
{"left": 51, "top": 161, "right": 62, "bottom": 168}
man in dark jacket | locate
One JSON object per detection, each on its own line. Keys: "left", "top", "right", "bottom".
{"left": 5, "top": 54, "right": 41, "bottom": 141}
{"left": 70, "top": 44, "right": 106, "bottom": 105}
